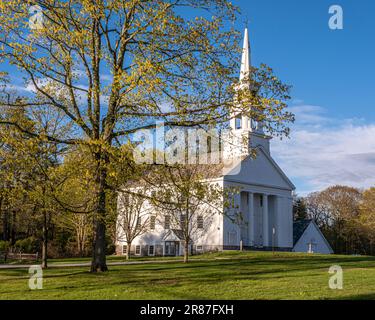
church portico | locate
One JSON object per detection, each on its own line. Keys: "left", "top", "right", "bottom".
{"left": 237, "top": 190, "right": 264, "bottom": 247}
{"left": 235, "top": 188, "right": 292, "bottom": 251}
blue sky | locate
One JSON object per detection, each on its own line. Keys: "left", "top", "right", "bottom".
{"left": 241, "top": 0, "right": 375, "bottom": 120}
{"left": 2, "top": 0, "right": 375, "bottom": 195}
{"left": 236, "top": 0, "right": 375, "bottom": 194}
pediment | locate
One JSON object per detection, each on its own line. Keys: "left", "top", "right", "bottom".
{"left": 223, "top": 147, "right": 295, "bottom": 190}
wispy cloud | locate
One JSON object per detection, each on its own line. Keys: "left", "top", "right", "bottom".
{"left": 272, "top": 103, "right": 375, "bottom": 194}
{"left": 8, "top": 79, "right": 110, "bottom": 106}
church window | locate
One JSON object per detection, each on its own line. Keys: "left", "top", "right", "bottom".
{"left": 235, "top": 116, "right": 242, "bottom": 130}
{"left": 136, "top": 217, "right": 142, "bottom": 229}
{"left": 135, "top": 245, "right": 141, "bottom": 255}
{"left": 197, "top": 216, "right": 204, "bottom": 229}
{"left": 122, "top": 245, "right": 127, "bottom": 254}
{"left": 251, "top": 119, "right": 257, "bottom": 130}
{"left": 150, "top": 216, "right": 156, "bottom": 230}
{"left": 164, "top": 215, "right": 171, "bottom": 229}
{"left": 148, "top": 245, "right": 155, "bottom": 256}
{"left": 260, "top": 196, "right": 263, "bottom": 207}
{"left": 180, "top": 214, "right": 187, "bottom": 227}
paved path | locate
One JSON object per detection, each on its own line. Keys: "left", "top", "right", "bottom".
{"left": 0, "top": 258, "right": 217, "bottom": 270}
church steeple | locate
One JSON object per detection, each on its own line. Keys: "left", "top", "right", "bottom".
{"left": 240, "top": 28, "right": 251, "bottom": 82}
{"left": 224, "top": 27, "right": 271, "bottom": 160}
{"left": 230, "top": 27, "right": 265, "bottom": 135}
{"left": 230, "top": 28, "right": 251, "bottom": 131}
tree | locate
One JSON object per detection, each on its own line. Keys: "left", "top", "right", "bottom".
{"left": 359, "top": 188, "right": 375, "bottom": 230}
{"left": 359, "top": 188, "right": 375, "bottom": 254}
{"left": 0, "top": 1, "right": 293, "bottom": 271}
{"left": 304, "top": 186, "right": 362, "bottom": 254}
{"left": 148, "top": 164, "right": 224, "bottom": 263}
{"left": 54, "top": 162, "right": 93, "bottom": 257}
{"left": 117, "top": 188, "right": 152, "bottom": 260}
{"left": 51, "top": 148, "right": 98, "bottom": 257}
{"left": 0, "top": 106, "right": 34, "bottom": 244}
{"left": 0, "top": 102, "right": 67, "bottom": 267}
{"left": 304, "top": 192, "right": 330, "bottom": 228}
{"left": 293, "top": 196, "right": 307, "bottom": 221}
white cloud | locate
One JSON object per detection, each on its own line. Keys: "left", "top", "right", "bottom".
{"left": 9, "top": 79, "right": 110, "bottom": 106}
{"left": 272, "top": 103, "right": 375, "bottom": 194}
{"left": 9, "top": 83, "right": 38, "bottom": 94}
{"left": 100, "top": 74, "right": 113, "bottom": 82}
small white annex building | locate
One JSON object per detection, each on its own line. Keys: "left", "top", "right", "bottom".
{"left": 116, "top": 28, "right": 330, "bottom": 257}
{"left": 293, "top": 220, "right": 333, "bottom": 254}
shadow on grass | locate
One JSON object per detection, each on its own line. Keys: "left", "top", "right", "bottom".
{"left": 2, "top": 252, "right": 375, "bottom": 299}
{"left": 335, "top": 293, "right": 375, "bottom": 300}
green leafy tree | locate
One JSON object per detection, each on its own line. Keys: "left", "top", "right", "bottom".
{"left": 0, "top": 103, "right": 67, "bottom": 267}
{"left": 0, "top": 0, "right": 293, "bottom": 271}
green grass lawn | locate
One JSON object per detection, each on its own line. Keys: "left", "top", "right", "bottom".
{"left": 1, "top": 254, "right": 183, "bottom": 266}
{"left": 1, "top": 251, "right": 375, "bottom": 300}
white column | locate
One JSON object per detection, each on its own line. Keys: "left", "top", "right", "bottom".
{"left": 286, "top": 196, "right": 294, "bottom": 248}
{"left": 263, "top": 194, "right": 269, "bottom": 247}
{"left": 242, "top": 115, "right": 249, "bottom": 130}
{"left": 248, "top": 192, "right": 254, "bottom": 246}
{"left": 274, "top": 196, "right": 281, "bottom": 247}
{"left": 230, "top": 116, "right": 236, "bottom": 130}
{"left": 240, "top": 192, "right": 248, "bottom": 245}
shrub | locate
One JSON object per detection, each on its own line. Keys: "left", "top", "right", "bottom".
{"left": 106, "top": 243, "right": 116, "bottom": 256}
{"left": 14, "top": 237, "right": 38, "bottom": 253}
{"left": 0, "top": 241, "right": 10, "bottom": 252}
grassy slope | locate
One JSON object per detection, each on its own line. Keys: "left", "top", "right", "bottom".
{"left": 0, "top": 251, "right": 374, "bottom": 300}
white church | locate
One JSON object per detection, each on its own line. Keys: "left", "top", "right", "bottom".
{"left": 116, "top": 28, "right": 332, "bottom": 257}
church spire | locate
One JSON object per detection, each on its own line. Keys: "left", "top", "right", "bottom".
{"left": 225, "top": 27, "right": 271, "bottom": 160}
{"left": 239, "top": 28, "right": 251, "bottom": 81}
{"left": 231, "top": 28, "right": 251, "bottom": 132}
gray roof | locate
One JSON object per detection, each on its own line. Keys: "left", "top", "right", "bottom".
{"left": 293, "top": 219, "right": 312, "bottom": 245}
{"left": 171, "top": 229, "right": 185, "bottom": 241}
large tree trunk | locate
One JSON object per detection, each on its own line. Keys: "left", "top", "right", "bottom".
{"left": 78, "top": 237, "right": 84, "bottom": 257}
{"left": 90, "top": 162, "right": 108, "bottom": 272}
{"left": 41, "top": 212, "right": 48, "bottom": 269}
{"left": 10, "top": 210, "right": 16, "bottom": 245}
{"left": 91, "top": 218, "right": 107, "bottom": 272}
{"left": 184, "top": 240, "right": 189, "bottom": 263}
{"left": 2, "top": 213, "right": 9, "bottom": 241}
{"left": 77, "top": 215, "right": 88, "bottom": 257}
{"left": 77, "top": 231, "right": 82, "bottom": 257}
{"left": 126, "top": 241, "right": 132, "bottom": 260}
{"left": 2, "top": 198, "right": 9, "bottom": 241}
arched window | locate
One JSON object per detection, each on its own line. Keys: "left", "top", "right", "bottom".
{"left": 235, "top": 115, "right": 242, "bottom": 130}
